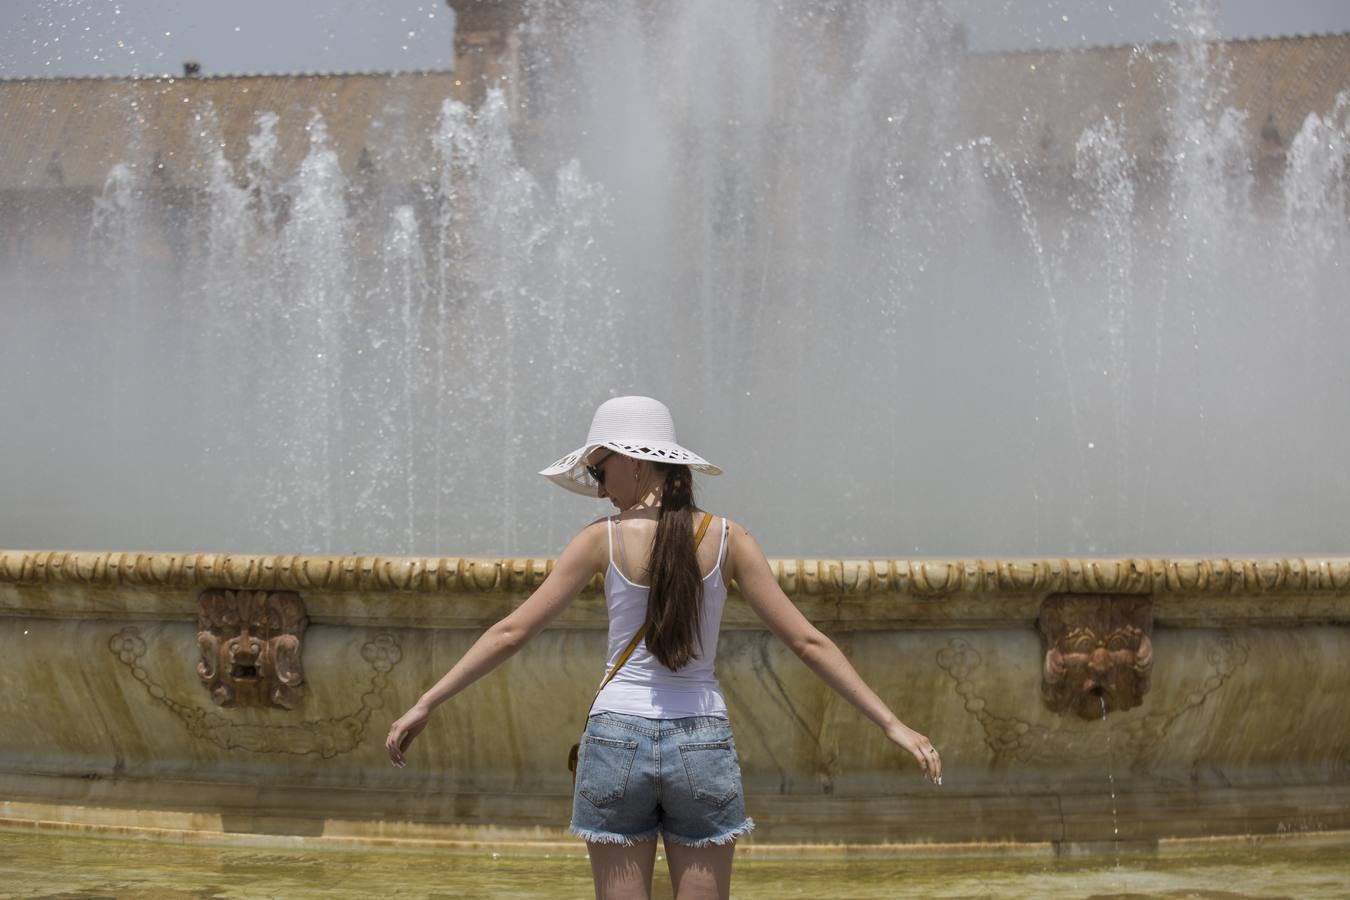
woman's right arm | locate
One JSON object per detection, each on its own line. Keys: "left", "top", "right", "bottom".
{"left": 726, "top": 522, "right": 942, "bottom": 784}
{"left": 384, "top": 520, "right": 607, "bottom": 767}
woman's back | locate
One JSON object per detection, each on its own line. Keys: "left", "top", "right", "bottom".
{"left": 606, "top": 509, "right": 726, "bottom": 588}
{"left": 594, "top": 511, "right": 732, "bottom": 718}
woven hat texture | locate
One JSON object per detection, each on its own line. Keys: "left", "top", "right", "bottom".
{"left": 539, "top": 396, "right": 722, "bottom": 497}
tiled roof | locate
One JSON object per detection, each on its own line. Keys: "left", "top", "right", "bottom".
{"left": 2, "top": 33, "right": 1346, "bottom": 191}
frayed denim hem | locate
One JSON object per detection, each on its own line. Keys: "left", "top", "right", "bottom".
{"left": 661, "top": 817, "right": 755, "bottom": 848}
{"left": 570, "top": 824, "right": 661, "bottom": 846}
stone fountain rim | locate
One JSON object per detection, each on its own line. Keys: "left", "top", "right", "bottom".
{"left": 4, "top": 549, "right": 1350, "bottom": 597}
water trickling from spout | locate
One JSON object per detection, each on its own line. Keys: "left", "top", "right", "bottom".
{"left": 1101, "top": 694, "right": 1121, "bottom": 865}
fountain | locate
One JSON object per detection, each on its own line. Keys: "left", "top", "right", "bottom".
{"left": 1, "top": 0, "right": 1349, "bottom": 860}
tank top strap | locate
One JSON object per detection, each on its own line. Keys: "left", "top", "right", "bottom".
{"left": 716, "top": 516, "right": 729, "bottom": 566}
{"left": 606, "top": 515, "right": 617, "bottom": 568}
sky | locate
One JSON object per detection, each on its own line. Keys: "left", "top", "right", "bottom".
{"left": 1, "top": 0, "right": 1349, "bottom": 79}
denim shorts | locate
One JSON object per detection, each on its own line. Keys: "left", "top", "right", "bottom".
{"left": 569, "top": 712, "right": 755, "bottom": 847}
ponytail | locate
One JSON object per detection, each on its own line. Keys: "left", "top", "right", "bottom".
{"left": 645, "top": 464, "right": 702, "bottom": 670}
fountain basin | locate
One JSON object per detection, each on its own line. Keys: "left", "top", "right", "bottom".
{"left": 3, "top": 549, "right": 1348, "bottom": 850}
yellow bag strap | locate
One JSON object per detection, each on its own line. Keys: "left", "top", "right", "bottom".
{"left": 596, "top": 511, "right": 715, "bottom": 693}
{"left": 693, "top": 510, "right": 714, "bottom": 550}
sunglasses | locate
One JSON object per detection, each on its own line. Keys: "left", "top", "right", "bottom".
{"left": 586, "top": 451, "right": 615, "bottom": 485}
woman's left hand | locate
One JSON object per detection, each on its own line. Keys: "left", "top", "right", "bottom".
{"left": 385, "top": 703, "right": 431, "bottom": 768}
{"left": 885, "top": 721, "right": 943, "bottom": 785}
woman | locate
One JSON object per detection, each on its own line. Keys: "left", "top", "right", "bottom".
{"left": 386, "top": 396, "right": 941, "bottom": 900}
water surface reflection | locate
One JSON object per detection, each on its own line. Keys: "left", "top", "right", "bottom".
{"left": 4, "top": 831, "right": 1348, "bottom": 898}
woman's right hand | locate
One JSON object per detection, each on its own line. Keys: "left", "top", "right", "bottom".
{"left": 886, "top": 721, "right": 943, "bottom": 785}
{"left": 385, "top": 702, "right": 432, "bottom": 768}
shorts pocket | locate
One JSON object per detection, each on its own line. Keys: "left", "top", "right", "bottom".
{"left": 678, "top": 740, "right": 741, "bottom": 810}
{"left": 578, "top": 735, "right": 640, "bottom": 808}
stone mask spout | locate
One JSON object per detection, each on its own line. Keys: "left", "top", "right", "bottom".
{"left": 1039, "top": 593, "right": 1153, "bottom": 720}
{"left": 197, "top": 589, "right": 308, "bottom": 709}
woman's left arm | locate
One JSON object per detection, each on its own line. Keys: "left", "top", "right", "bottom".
{"left": 385, "top": 521, "right": 605, "bottom": 766}
{"left": 726, "top": 521, "right": 942, "bottom": 784}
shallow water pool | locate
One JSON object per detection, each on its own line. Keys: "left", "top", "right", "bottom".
{"left": 3, "top": 830, "right": 1348, "bottom": 898}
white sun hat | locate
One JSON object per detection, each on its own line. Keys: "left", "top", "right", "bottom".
{"left": 539, "top": 396, "right": 723, "bottom": 497}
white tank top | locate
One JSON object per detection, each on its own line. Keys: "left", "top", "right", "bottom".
{"left": 591, "top": 514, "right": 731, "bottom": 719}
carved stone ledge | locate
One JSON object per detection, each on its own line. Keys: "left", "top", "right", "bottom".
{"left": 1039, "top": 593, "right": 1153, "bottom": 720}
{"left": 4, "top": 550, "right": 1350, "bottom": 598}
{"left": 197, "top": 589, "right": 308, "bottom": 709}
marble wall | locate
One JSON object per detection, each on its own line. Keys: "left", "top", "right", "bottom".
{"left": 2, "top": 551, "right": 1349, "bottom": 847}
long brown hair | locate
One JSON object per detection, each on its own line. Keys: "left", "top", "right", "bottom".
{"left": 644, "top": 463, "right": 703, "bottom": 670}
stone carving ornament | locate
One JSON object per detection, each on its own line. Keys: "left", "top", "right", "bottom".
{"left": 110, "top": 626, "right": 401, "bottom": 758}
{"left": 938, "top": 632, "right": 1247, "bottom": 768}
{"left": 197, "top": 589, "right": 307, "bottom": 708}
{"left": 1039, "top": 593, "right": 1153, "bottom": 719}
{"left": 8, "top": 549, "right": 1350, "bottom": 598}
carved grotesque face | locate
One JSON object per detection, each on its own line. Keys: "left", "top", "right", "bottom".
{"left": 197, "top": 590, "right": 307, "bottom": 709}
{"left": 1040, "top": 594, "right": 1153, "bottom": 720}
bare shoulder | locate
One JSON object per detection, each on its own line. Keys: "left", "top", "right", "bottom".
{"left": 556, "top": 517, "right": 610, "bottom": 575}
{"left": 718, "top": 517, "right": 767, "bottom": 582}
{"left": 720, "top": 516, "right": 749, "bottom": 535}
{"left": 578, "top": 516, "right": 611, "bottom": 547}
{"left": 721, "top": 517, "right": 759, "bottom": 547}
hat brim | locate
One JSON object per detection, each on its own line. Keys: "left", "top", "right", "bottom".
{"left": 539, "top": 441, "right": 723, "bottom": 497}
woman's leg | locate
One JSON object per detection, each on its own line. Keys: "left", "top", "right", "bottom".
{"left": 663, "top": 839, "right": 735, "bottom": 900}
{"left": 587, "top": 839, "right": 658, "bottom": 900}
